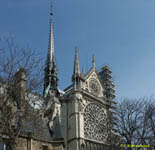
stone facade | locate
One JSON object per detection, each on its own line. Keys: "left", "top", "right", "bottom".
{"left": 59, "top": 63, "right": 117, "bottom": 150}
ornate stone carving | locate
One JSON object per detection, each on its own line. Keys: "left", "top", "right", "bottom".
{"left": 84, "top": 103, "right": 107, "bottom": 142}
{"left": 79, "top": 99, "right": 86, "bottom": 113}
{"left": 88, "top": 78, "right": 101, "bottom": 95}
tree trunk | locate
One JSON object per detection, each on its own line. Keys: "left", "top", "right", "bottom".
{"left": 10, "top": 139, "right": 17, "bottom": 150}
{"left": 10, "top": 144, "right": 17, "bottom": 150}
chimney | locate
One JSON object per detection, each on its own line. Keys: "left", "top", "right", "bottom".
{"left": 14, "top": 68, "right": 26, "bottom": 108}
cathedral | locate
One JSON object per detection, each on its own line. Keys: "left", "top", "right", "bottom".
{"left": 0, "top": 2, "right": 118, "bottom": 150}
{"left": 42, "top": 4, "right": 118, "bottom": 150}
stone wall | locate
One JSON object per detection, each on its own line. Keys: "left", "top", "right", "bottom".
{"left": 10, "top": 136, "right": 64, "bottom": 150}
{"left": 16, "top": 137, "right": 28, "bottom": 150}
{"left": 31, "top": 139, "right": 52, "bottom": 150}
{"left": 61, "top": 102, "right": 67, "bottom": 150}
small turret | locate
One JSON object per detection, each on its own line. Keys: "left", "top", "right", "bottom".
{"left": 72, "top": 48, "right": 84, "bottom": 90}
{"left": 80, "top": 67, "right": 85, "bottom": 78}
{"left": 73, "top": 47, "right": 80, "bottom": 77}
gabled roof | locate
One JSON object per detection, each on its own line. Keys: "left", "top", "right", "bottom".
{"left": 63, "top": 67, "right": 105, "bottom": 96}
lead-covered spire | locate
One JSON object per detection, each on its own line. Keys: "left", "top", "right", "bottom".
{"left": 48, "top": 7, "right": 55, "bottom": 64}
{"left": 43, "top": 3, "right": 58, "bottom": 97}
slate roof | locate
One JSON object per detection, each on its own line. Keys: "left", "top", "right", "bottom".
{"left": 22, "top": 101, "right": 63, "bottom": 142}
{"left": 53, "top": 113, "right": 62, "bottom": 139}
{"left": 22, "top": 106, "right": 53, "bottom": 142}
{"left": 0, "top": 79, "right": 64, "bottom": 143}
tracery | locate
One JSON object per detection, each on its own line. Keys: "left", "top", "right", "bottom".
{"left": 84, "top": 103, "right": 107, "bottom": 142}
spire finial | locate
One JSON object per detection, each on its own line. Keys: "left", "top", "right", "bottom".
{"left": 50, "top": 0, "right": 54, "bottom": 16}
{"left": 73, "top": 47, "right": 80, "bottom": 76}
{"left": 92, "top": 55, "right": 95, "bottom": 68}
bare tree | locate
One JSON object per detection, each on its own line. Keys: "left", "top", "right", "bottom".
{"left": 116, "top": 97, "right": 155, "bottom": 150}
{"left": 143, "top": 99, "right": 155, "bottom": 149}
{"left": 0, "top": 36, "right": 44, "bottom": 150}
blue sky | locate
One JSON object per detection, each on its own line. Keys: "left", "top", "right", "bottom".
{"left": 0, "top": 0, "right": 155, "bottom": 100}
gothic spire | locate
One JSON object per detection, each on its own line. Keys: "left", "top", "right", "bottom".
{"left": 72, "top": 47, "right": 85, "bottom": 90}
{"left": 43, "top": 2, "right": 58, "bottom": 97}
{"left": 73, "top": 47, "right": 80, "bottom": 76}
{"left": 48, "top": 3, "right": 55, "bottom": 64}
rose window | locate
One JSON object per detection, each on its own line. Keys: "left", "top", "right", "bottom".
{"left": 84, "top": 103, "right": 107, "bottom": 142}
